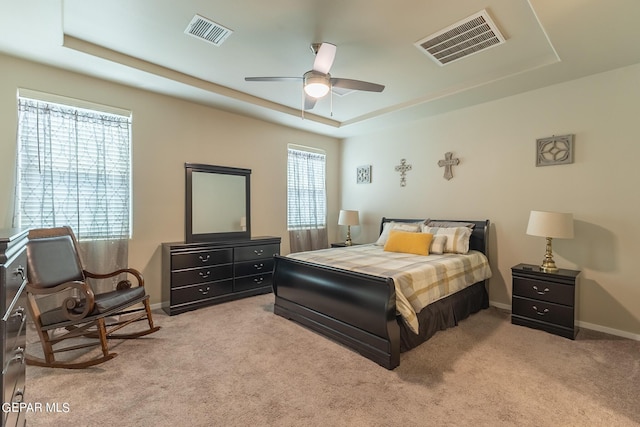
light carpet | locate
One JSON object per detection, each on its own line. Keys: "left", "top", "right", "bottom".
{"left": 25, "top": 294, "right": 640, "bottom": 426}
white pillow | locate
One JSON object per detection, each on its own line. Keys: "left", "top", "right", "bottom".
{"left": 428, "top": 234, "right": 447, "bottom": 254}
{"left": 375, "top": 222, "right": 422, "bottom": 245}
{"left": 422, "top": 226, "right": 472, "bottom": 254}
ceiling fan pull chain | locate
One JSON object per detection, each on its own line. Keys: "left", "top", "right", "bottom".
{"left": 330, "top": 83, "right": 333, "bottom": 117}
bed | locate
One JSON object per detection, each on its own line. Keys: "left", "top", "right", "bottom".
{"left": 271, "top": 218, "right": 491, "bottom": 369}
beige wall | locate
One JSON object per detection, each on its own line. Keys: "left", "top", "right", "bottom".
{"left": 340, "top": 63, "right": 640, "bottom": 338}
{"left": 0, "top": 54, "right": 340, "bottom": 305}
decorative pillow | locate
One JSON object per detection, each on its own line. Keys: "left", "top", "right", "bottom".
{"left": 428, "top": 234, "right": 447, "bottom": 254}
{"left": 425, "top": 221, "right": 475, "bottom": 229}
{"left": 384, "top": 230, "right": 432, "bottom": 256}
{"left": 422, "top": 226, "right": 472, "bottom": 254}
{"left": 375, "top": 221, "right": 423, "bottom": 245}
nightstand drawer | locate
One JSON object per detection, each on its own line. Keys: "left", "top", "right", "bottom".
{"left": 512, "top": 296, "right": 574, "bottom": 329}
{"left": 513, "top": 277, "right": 574, "bottom": 306}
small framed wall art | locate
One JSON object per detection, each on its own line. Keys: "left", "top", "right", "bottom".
{"left": 536, "top": 134, "right": 574, "bottom": 166}
{"left": 357, "top": 165, "right": 371, "bottom": 184}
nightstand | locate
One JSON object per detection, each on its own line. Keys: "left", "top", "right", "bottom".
{"left": 330, "top": 242, "right": 360, "bottom": 248}
{"left": 511, "top": 263, "right": 580, "bottom": 339}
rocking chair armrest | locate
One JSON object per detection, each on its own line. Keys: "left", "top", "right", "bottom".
{"left": 83, "top": 268, "right": 145, "bottom": 288}
{"left": 27, "top": 280, "right": 96, "bottom": 321}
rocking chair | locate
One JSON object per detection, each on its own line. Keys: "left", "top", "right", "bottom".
{"left": 25, "top": 226, "right": 160, "bottom": 369}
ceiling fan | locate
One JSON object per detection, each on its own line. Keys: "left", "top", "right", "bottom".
{"left": 245, "top": 42, "right": 385, "bottom": 111}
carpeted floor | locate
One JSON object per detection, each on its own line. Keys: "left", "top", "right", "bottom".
{"left": 24, "top": 294, "right": 640, "bottom": 426}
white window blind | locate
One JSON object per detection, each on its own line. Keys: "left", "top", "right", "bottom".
{"left": 287, "top": 148, "right": 326, "bottom": 230}
{"left": 15, "top": 96, "right": 132, "bottom": 240}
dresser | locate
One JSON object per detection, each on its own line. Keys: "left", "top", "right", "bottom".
{"left": 1, "top": 229, "right": 29, "bottom": 427}
{"left": 162, "top": 237, "right": 280, "bottom": 315}
{"left": 511, "top": 263, "right": 580, "bottom": 339}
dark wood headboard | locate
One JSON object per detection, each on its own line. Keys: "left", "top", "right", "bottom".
{"left": 379, "top": 217, "right": 490, "bottom": 255}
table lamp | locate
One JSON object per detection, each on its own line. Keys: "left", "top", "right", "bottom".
{"left": 526, "top": 210, "right": 574, "bottom": 272}
{"left": 338, "top": 210, "right": 359, "bottom": 246}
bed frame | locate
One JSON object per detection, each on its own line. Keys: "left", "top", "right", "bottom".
{"left": 272, "top": 218, "right": 490, "bottom": 369}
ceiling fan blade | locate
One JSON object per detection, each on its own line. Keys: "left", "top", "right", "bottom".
{"left": 331, "top": 78, "right": 385, "bottom": 92}
{"left": 312, "top": 43, "right": 336, "bottom": 74}
{"left": 304, "top": 94, "right": 317, "bottom": 110}
{"left": 245, "top": 77, "right": 301, "bottom": 82}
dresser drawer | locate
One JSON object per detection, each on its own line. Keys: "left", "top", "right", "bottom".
{"left": 3, "top": 253, "right": 27, "bottom": 314}
{"left": 234, "top": 258, "right": 275, "bottom": 278}
{"left": 170, "top": 280, "right": 233, "bottom": 305}
{"left": 235, "top": 244, "right": 280, "bottom": 262}
{"left": 234, "top": 274, "right": 272, "bottom": 292}
{"left": 171, "top": 264, "right": 233, "bottom": 288}
{"left": 3, "top": 299, "right": 27, "bottom": 360}
{"left": 513, "top": 277, "right": 574, "bottom": 306}
{"left": 512, "top": 296, "right": 574, "bottom": 328}
{"left": 172, "top": 248, "right": 232, "bottom": 270}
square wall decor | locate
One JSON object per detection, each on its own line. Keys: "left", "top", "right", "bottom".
{"left": 357, "top": 165, "right": 371, "bottom": 184}
{"left": 536, "top": 134, "right": 574, "bottom": 166}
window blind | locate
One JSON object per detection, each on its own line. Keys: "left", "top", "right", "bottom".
{"left": 15, "top": 97, "right": 132, "bottom": 240}
{"left": 287, "top": 148, "right": 326, "bottom": 230}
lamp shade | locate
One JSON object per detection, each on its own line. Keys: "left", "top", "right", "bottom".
{"left": 526, "top": 211, "right": 574, "bottom": 239}
{"left": 338, "top": 210, "right": 359, "bottom": 226}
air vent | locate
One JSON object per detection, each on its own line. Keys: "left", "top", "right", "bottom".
{"left": 184, "top": 14, "right": 233, "bottom": 47}
{"left": 415, "top": 10, "right": 505, "bottom": 66}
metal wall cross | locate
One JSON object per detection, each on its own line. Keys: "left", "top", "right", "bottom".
{"left": 394, "top": 158, "right": 412, "bottom": 187}
{"left": 437, "top": 152, "right": 459, "bottom": 180}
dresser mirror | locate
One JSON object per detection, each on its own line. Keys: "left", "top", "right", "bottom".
{"left": 185, "top": 163, "right": 251, "bottom": 243}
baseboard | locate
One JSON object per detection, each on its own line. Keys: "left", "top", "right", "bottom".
{"left": 489, "top": 300, "right": 511, "bottom": 311}
{"left": 150, "top": 302, "right": 165, "bottom": 312}
{"left": 489, "top": 300, "right": 640, "bottom": 342}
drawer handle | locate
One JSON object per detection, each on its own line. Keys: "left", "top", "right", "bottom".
{"left": 254, "top": 249, "right": 264, "bottom": 256}
{"left": 198, "top": 271, "right": 211, "bottom": 279}
{"left": 532, "top": 305, "right": 549, "bottom": 316}
{"left": 10, "top": 306, "right": 26, "bottom": 323}
{"left": 198, "top": 286, "right": 211, "bottom": 295}
{"left": 254, "top": 277, "right": 264, "bottom": 284}
{"left": 532, "top": 285, "right": 550, "bottom": 295}
{"left": 14, "top": 265, "right": 26, "bottom": 280}
{"left": 253, "top": 263, "right": 264, "bottom": 270}
{"left": 12, "top": 347, "right": 25, "bottom": 365}
{"left": 199, "top": 254, "right": 210, "bottom": 262}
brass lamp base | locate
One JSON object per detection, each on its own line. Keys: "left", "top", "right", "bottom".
{"left": 540, "top": 237, "right": 559, "bottom": 272}
{"left": 345, "top": 225, "right": 352, "bottom": 246}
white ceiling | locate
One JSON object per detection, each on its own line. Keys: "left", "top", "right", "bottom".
{"left": 1, "top": 0, "right": 640, "bottom": 138}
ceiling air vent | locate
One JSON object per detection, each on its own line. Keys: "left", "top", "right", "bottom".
{"left": 415, "top": 10, "right": 505, "bottom": 66}
{"left": 184, "top": 14, "right": 233, "bottom": 47}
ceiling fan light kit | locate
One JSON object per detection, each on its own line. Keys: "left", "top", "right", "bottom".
{"left": 303, "top": 71, "right": 330, "bottom": 98}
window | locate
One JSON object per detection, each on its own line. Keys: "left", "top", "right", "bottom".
{"left": 287, "top": 147, "right": 326, "bottom": 230}
{"left": 15, "top": 95, "right": 132, "bottom": 240}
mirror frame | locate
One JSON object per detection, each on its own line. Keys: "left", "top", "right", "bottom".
{"left": 185, "top": 163, "right": 251, "bottom": 243}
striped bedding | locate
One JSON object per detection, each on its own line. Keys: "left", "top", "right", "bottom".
{"left": 286, "top": 244, "right": 492, "bottom": 334}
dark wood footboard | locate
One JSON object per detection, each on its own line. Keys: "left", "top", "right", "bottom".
{"left": 272, "top": 218, "right": 490, "bottom": 369}
{"left": 272, "top": 255, "right": 401, "bottom": 369}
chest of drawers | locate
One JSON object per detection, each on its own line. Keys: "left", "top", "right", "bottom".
{"left": 511, "top": 263, "right": 580, "bottom": 339}
{"left": 162, "top": 237, "right": 280, "bottom": 315}
{"left": 1, "top": 229, "right": 29, "bottom": 427}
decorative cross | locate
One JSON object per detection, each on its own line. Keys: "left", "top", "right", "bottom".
{"left": 395, "top": 159, "right": 412, "bottom": 187}
{"left": 438, "top": 152, "right": 459, "bottom": 180}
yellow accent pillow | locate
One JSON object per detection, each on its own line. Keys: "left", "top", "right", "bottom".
{"left": 383, "top": 230, "right": 433, "bottom": 256}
